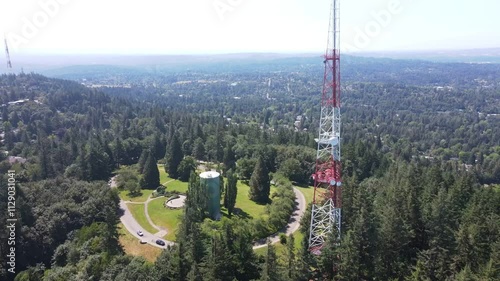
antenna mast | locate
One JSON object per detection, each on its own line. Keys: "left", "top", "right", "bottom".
{"left": 308, "top": 0, "right": 342, "bottom": 253}
{"left": 4, "top": 35, "right": 12, "bottom": 69}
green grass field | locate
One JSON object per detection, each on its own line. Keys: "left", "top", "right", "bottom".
{"left": 148, "top": 197, "right": 183, "bottom": 241}
{"left": 230, "top": 181, "right": 277, "bottom": 219}
{"left": 158, "top": 164, "right": 170, "bottom": 184}
{"left": 165, "top": 180, "right": 188, "bottom": 194}
{"left": 295, "top": 185, "right": 314, "bottom": 205}
{"left": 158, "top": 164, "right": 189, "bottom": 193}
{"left": 119, "top": 189, "right": 154, "bottom": 202}
{"left": 117, "top": 223, "right": 162, "bottom": 262}
{"left": 126, "top": 203, "right": 158, "bottom": 234}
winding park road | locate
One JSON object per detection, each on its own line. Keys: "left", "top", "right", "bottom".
{"left": 111, "top": 177, "right": 307, "bottom": 250}
{"left": 252, "top": 187, "right": 307, "bottom": 249}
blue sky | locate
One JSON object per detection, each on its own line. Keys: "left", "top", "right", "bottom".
{"left": 1, "top": 0, "right": 499, "bottom": 54}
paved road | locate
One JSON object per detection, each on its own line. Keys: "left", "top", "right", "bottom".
{"left": 252, "top": 186, "right": 307, "bottom": 249}
{"left": 119, "top": 200, "right": 174, "bottom": 249}
{"left": 111, "top": 176, "right": 173, "bottom": 249}
{"left": 112, "top": 176, "right": 307, "bottom": 251}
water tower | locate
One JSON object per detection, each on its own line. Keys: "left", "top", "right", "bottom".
{"left": 200, "top": 171, "right": 221, "bottom": 220}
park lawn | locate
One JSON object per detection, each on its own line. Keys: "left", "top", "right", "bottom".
{"left": 158, "top": 164, "right": 189, "bottom": 193}
{"left": 233, "top": 181, "right": 277, "bottom": 219}
{"left": 165, "top": 180, "right": 188, "bottom": 194}
{"left": 127, "top": 203, "right": 158, "bottom": 234}
{"left": 117, "top": 223, "right": 162, "bottom": 262}
{"left": 148, "top": 197, "right": 183, "bottom": 241}
{"left": 158, "top": 164, "right": 171, "bottom": 184}
{"left": 119, "top": 189, "right": 154, "bottom": 202}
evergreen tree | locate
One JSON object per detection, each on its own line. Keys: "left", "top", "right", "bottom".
{"left": 283, "top": 234, "right": 298, "bottom": 280}
{"left": 177, "top": 156, "right": 197, "bottom": 182}
{"left": 224, "top": 170, "right": 238, "bottom": 216}
{"left": 152, "top": 133, "right": 165, "bottom": 160}
{"left": 203, "top": 233, "right": 235, "bottom": 281}
{"left": 192, "top": 137, "right": 205, "bottom": 161}
{"left": 186, "top": 262, "right": 203, "bottom": 281}
{"left": 141, "top": 150, "right": 160, "bottom": 189}
{"left": 166, "top": 134, "right": 184, "bottom": 179}
{"left": 260, "top": 241, "right": 280, "bottom": 281}
{"left": 219, "top": 173, "right": 225, "bottom": 200}
{"left": 153, "top": 245, "right": 182, "bottom": 281}
{"left": 318, "top": 230, "right": 340, "bottom": 280}
{"left": 113, "top": 137, "right": 125, "bottom": 166}
{"left": 223, "top": 141, "right": 236, "bottom": 172}
{"left": 138, "top": 149, "right": 148, "bottom": 173}
{"left": 249, "top": 156, "right": 270, "bottom": 203}
{"left": 86, "top": 139, "right": 112, "bottom": 181}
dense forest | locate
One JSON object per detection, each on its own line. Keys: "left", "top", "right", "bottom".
{"left": 0, "top": 55, "right": 499, "bottom": 280}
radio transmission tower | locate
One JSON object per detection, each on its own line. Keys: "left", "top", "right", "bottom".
{"left": 308, "top": 0, "right": 342, "bottom": 254}
{"left": 4, "top": 35, "right": 12, "bottom": 69}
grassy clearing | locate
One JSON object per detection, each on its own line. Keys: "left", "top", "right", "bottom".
{"left": 148, "top": 197, "right": 183, "bottom": 241}
{"left": 119, "top": 189, "right": 154, "bottom": 202}
{"left": 165, "top": 180, "right": 188, "bottom": 194}
{"left": 254, "top": 231, "right": 305, "bottom": 256}
{"left": 158, "top": 164, "right": 170, "bottom": 184}
{"left": 127, "top": 203, "right": 158, "bottom": 234}
{"left": 158, "top": 164, "right": 189, "bottom": 193}
{"left": 295, "top": 185, "right": 314, "bottom": 204}
{"left": 231, "top": 181, "right": 277, "bottom": 219}
{"left": 117, "top": 223, "right": 162, "bottom": 262}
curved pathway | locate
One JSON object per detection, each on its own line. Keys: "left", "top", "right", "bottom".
{"left": 111, "top": 176, "right": 307, "bottom": 250}
{"left": 252, "top": 187, "right": 307, "bottom": 249}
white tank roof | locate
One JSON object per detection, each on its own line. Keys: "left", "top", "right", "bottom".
{"left": 200, "top": 171, "right": 220, "bottom": 179}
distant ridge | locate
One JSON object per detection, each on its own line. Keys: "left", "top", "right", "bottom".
{"left": 353, "top": 47, "right": 500, "bottom": 63}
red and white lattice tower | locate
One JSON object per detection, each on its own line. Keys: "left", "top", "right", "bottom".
{"left": 308, "top": 0, "right": 342, "bottom": 253}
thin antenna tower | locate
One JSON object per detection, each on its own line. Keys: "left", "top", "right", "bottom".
{"left": 4, "top": 35, "right": 12, "bottom": 69}
{"left": 308, "top": 0, "right": 342, "bottom": 254}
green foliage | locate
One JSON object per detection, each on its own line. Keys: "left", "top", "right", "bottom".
{"left": 224, "top": 169, "right": 238, "bottom": 216}
{"left": 250, "top": 175, "right": 296, "bottom": 240}
{"left": 166, "top": 134, "right": 184, "bottom": 179}
{"left": 116, "top": 166, "right": 141, "bottom": 196}
{"left": 2, "top": 58, "right": 500, "bottom": 280}
{"left": 260, "top": 241, "right": 280, "bottom": 281}
{"left": 249, "top": 156, "right": 270, "bottom": 203}
{"left": 177, "top": 156, "right": 197, "bottom": 182}
{"left": 141, "top": 150, "right": 160, "bottom": 189}
{"left": 152, "top": 245, "right": 182, "bottom": 280}
{"left": 236, "top": 157, "right": 256, "bottom": 180}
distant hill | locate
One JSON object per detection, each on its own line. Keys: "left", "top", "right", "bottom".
{"left": 352, "top": 48, "right": 500, "bottom": 63}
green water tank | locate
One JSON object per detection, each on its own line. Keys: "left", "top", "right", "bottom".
{"left": 199, "top": 171, "right": 221, "bottom": 220}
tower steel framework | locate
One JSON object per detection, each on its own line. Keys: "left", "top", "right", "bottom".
{"left": 4, "top": 36, "right": 12, "bottom": 69}
{"left": 308, "top": 0, "right": 342, "bottom": 253}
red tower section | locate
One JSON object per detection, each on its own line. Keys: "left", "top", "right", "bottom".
{"left": 308, "top": 0, "right": 342, "bottom": 253}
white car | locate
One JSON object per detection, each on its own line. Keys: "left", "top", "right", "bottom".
{"left": 137, "top": 230, "right": 144, "bottom": 237}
